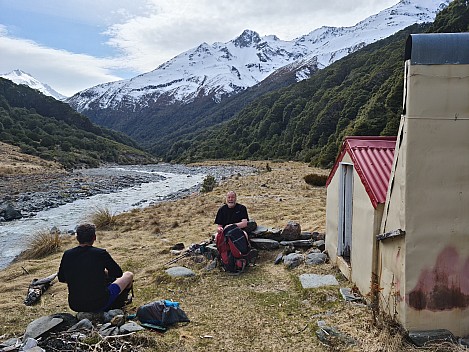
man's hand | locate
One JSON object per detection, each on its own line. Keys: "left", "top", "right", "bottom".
{"left": 238, "top": 219, "right": 248, "bottom": 228}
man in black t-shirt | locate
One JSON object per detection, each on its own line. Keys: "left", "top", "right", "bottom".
{"left": 214, "top": 191, "right": 249, "bottom": 238}
{"left": 58, "top": 224, "right": 133, "bottom": 312}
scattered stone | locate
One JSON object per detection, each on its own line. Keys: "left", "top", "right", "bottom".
{"left": 2, "top": 203, "right": 22, "bottom": 221}
{"left": 299, "top": 274, "right": 339, "bottom": 289}
{"left": 316, "top": 320, "right": 356, "bottom": 348}
{"left": 76, "top": 311, "right": 104, "bottom": 324}
{"left": 274, "top": 252, "right": 283, "bottom": 264}
{"left": 339, "top": 287, "right": 363, "bottom": 303}
{"left": 50, "top": 226, "right": 60, "bottom": 234}
{"left": 21, "top": 337, "right": 44, "bottom": 352}
{"left": 67, "top": 319, "right": 93, "bottom": 333}
{"left": 408, "top": 329, "right": 455, "bottom": 347}
{"left": 0, "top": 337, "right": 21, "bottom": 350}
{"left": 99, "top": 323, "right": 119, "bottom": 337}
{"left": 103, "top": 309, "right": 124, "bottom": 323}
{"left": 305, "top": 252, "right": 328, "bottom": 265}
{"left": 299, "top": 232, "right": 313, "bottom": 240}
{"left": 313, "top": 240, "right": 326, "bottom": 251}
{"left": 250, "top": 238, "right": 280, "bottom": 250}
{"left": 283, "top": 244, "right": 296, "bottom": 255}
{"left": 165, "top": 266, "right": 196, "bottom": 277}
{"left": 283, "top": 253, "right": 304, "bottom": 269}
{"left": 119, "top": 321, "right": 145, "bottom": 334}
{"left": 279, "top": 239, "right": 313, "bottom": 248}
{"left": 110, "top": 315, "right": 126, "bottom": 327}
{"left": 23, "top": 315, "right": 63, "bottom": 340}
{"left": 251, "top": 225, "right": 269, "bottom": 236}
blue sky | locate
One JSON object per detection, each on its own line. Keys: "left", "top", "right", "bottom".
{"left": 0, "top": 0, "right": 398, "bottom": 96}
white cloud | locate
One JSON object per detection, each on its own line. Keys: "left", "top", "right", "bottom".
{"left": 0, "top": 0, "right": 399, "bottom": 95}
{"left": 0, "top": 34, "right": 122, "bottom": 96}
{"left": 103, "top": 0, "right": 398, "bottom": 72}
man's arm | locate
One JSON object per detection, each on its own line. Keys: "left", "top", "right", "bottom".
{"left": 234, "top": 218, "right": 248, "bottom": 229}
{"left": 235, "top": 204, "right": 249, "bottom": 228}
{"left": 102, "top": 251, "right": 123, "bottom": 279}
{"left": 58, "top": 254, "right": 67, "bottom": 283}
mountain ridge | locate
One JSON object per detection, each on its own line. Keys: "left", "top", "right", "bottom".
{"left": 61, "top": 0, "right": 449, "bottom": 153}
{"left": 0, "top": 70, "right": 67, "bottom": 100}
{"left": 67, "top": 0, "right": 449, "bottom": 113}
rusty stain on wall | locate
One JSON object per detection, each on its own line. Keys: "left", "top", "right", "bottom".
{"left": 408, "top": 247, "right": 469, "bottom": 311}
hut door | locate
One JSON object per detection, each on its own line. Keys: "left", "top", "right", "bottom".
{"left": 338, "top": 163, "right": 353, "bottom": 262}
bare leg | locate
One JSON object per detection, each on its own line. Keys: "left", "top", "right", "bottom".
{"left": 113, "top": 271, "right": 133, "bottom": 293}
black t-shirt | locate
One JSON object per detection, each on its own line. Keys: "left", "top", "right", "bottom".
{"left": 214, "top": 203, "right": 249, "bottom": 227}
{"left": 58, "top": 246, "right": 123, "bottom": 312}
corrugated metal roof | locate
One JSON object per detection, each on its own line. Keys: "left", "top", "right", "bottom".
{"left": 405, "top": 33, "right": 469, "bottom": 65}
{"left": 326, "top": 136, "right": 396, "bottom": 208}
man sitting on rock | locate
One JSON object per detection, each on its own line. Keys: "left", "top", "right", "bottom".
{"left": 58, "top": 223, "right": 133, "bottom": 313}
{"left": 214, "top": 191, "right": 249, "bottom": 239}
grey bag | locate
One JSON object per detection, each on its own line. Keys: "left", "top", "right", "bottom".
{"left": 136, "top": 300, "right": 190, "bottom": 327}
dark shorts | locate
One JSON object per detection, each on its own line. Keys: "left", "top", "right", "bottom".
{"left": 100, "top": 283, "right": 121, "bottom": 312}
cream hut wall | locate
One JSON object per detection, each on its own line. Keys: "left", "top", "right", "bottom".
{"left": 378, "top": 32, "right": 469, "bottom": 336}
{"left": 326, "top": 32, "right": 469, "bottom": 337}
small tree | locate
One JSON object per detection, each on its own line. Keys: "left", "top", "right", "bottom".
{"left": 201, "top": 175, "right": 217, "bottom": 193}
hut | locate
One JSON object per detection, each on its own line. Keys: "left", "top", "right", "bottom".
{"left": 326, "top": 33, "right": 469, "bottom": 337}
{"left": 325, "top": 136, "right": 396, "bottom": 297}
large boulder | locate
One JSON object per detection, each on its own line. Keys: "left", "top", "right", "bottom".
{"left": 280, "top": 221, "right": 301, "bottom": 241}
{"left": 251, "top": 226, "right": 283, "bottom": 241}
{"left": 1, "top": 203, "right": 22, "bottom": 221}
{"left": 250, "top": 238, "right": 280, "bottom": 250}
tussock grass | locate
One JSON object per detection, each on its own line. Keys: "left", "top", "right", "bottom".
{"left": 19, "top": 230, "right": 63, "bottom": 260}
{"left": 90, "top": 207, "right": 117, "bottom": 230}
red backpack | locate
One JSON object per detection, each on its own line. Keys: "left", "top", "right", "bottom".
{"left": 216, "top": 224, "right": 258, "bottom": 273}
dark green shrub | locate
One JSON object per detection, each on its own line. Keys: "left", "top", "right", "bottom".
{"left": 303, "top": 173, "right": 328, "bottom": 187}
{"left": 201, "top": 175, "right": 217, "bottom": 193}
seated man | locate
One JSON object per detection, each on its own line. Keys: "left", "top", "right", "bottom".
{"left": 214, "top": 191, "right": 249, "bottom": 238}
{"left": 58, "top": 223, "right": 133, "bottom": 312}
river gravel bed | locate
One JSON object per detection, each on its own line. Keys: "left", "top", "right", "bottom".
{"left": 0, "top": 163, "right": 257, "bottom": 219}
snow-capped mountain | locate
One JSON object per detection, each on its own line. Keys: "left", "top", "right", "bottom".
{"left": 0, "top": 70, "right": 66, "bottom": 100}
{"left": 68, "top": 0, "right": 449, "bottom": 114}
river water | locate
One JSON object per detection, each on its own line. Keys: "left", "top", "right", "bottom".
{"left": 0, "top": 164, "right": 253, "bottom": 270}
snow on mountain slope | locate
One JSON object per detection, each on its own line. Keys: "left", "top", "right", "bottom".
{"left": 68, "top": 0, "right": 449, "bottom": 113}
{"left": 0, "top": 70, "right": 67, "bottom": 100}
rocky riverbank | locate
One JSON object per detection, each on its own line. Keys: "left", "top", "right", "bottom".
{"left": 0, "top": 164, "right": 257, "bottom": 222}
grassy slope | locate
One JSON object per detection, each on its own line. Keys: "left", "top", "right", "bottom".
{"left": 0, "top": 141, "right": 64, "bottom": 175}
{"left": 1, "top": 159, "right": 462, "bottom": 351}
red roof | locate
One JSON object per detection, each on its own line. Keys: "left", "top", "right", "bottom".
{"left": 326, "top": 136, "right": 397, "bottom": 208}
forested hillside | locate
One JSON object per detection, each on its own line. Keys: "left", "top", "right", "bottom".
{"left": 0, "top": 79, "right": 154, "bottom": 168}
{"left": 164, "top": 0, "right": 468, "bottom": 167}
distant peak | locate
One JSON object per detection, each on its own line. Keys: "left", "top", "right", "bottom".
{"left": 234, "top": 29, "right": 261, "bottom": 47}
{"left": 10, "top": 69, "right": 29, "bottom": 76}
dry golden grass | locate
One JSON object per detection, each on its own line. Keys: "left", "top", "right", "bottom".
{"left": 90, "top": 207, "right": 118, "bottom": 230}
{"left": 0, "top": 160, "right": 464, "bottom": 351}
{"left": 0, "top": 141, "right": 62, "bottom": 176}
{"left": 17, "top": 230, "right": 63, "bottom": 260}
